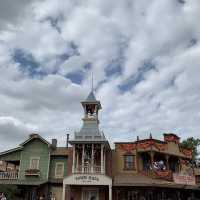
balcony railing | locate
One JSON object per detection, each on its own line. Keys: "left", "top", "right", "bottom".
{"left": 0, "top": 171, "right": 18, "bottom": 180}
{"left": 74, "top": 165, "right": 103, "bottom": 174}
{"left": 141, "top": 169, "right": 173, "bottom": 181}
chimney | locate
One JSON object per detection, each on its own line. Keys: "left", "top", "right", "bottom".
{"left": 52, "top": 139, "right": 57, "bottom": 149}
{"left": 66, "top": 134, "right": 69, "bottom": 148}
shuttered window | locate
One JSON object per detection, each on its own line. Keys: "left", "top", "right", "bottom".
{"left": 124, "top": 155, "right": 135, "bottom": 170}
{"left": 30, "top": 158, "right": 40, "bottom": 169}
{"left": 55, "top": 163, "right": 64, "bottom": 178}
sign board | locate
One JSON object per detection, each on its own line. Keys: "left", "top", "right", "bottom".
{"left": 63, "top": 174, "right": 112, "bottom": 186}
{"left": 173, "top": 173, "right": 196, "bottom": 185}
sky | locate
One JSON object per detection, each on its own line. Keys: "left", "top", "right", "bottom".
{"left": 0, "top": 0, "right": 200, "bottom": 151}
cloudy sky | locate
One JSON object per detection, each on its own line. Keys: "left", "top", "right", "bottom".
{"left": 0, "top": 0, "right": 200, "bottom": 151}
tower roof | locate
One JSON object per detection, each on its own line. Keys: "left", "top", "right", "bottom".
{"left": 85, "top": 91, "right": 97, "bottom": 102}
{"left": 81, "top": 90, "right": 102, "bottom": 109}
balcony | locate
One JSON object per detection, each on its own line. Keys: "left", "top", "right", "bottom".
{"left": 25, "top": 169, "right": 40, "bottom": 176}
{"left": 0, "top": 171, "right": 18, "bottom": 180}
{"left": 74, "top": 165, "right": 102, "bottom": 174}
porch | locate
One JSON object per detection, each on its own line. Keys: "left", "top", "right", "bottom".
{"left": 137, "top": 151, "right": 193, "bottom": 181}
{"left": 63, "top": 174, "right": 112, "bottom": 200}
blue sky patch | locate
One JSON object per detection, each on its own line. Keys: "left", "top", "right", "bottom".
{"left": 13, "top": 48, "right": 46, "bottom": 78}
{"left": 118, "top": 60, "right": 155, "bottom": 92}
{"left": 65, "top": 70, "right": 84, "bottom": 84}
{"left": 188, "top": 38, "right": 197, "bottom": 48}
{"left": 83, "top": 62, "right": 92, "bottom": 70}
{"left": 105, "top": 61, "right": 122, "bottom": 77}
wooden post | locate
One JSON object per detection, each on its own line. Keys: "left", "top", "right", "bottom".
{"left": 101, "top": 144, "right": 104, "bottom": 174}
{"left": 166, "top": 155, "right": 169, "bottom": 170}
{"left": 72, "top": 145, "right": 76, "bottom": 173}
{"left": 62, "top": 184, "right": 66, "bottom": 200}
{"left": 109, "top": 185, "right": 112, "bottom": 200}
{"left": 91, "top": 144, "right": 94, "bottom": 173}
{"left": 82, "top": 144, "right": 85, "bottom": 173}
{"left": 150, "top": 152, "right": 154, "bottom": 169}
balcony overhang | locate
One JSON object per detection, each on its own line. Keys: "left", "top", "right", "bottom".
{"left": 113, "top": 174, "right": 200, "bottom": 190}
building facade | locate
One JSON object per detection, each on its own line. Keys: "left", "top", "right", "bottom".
{"left": 0, "top": 91, "right": 200, "bottom": 200}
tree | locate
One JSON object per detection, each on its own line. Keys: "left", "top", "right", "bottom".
{"left": 181, "top": 137, "right": 200, "bottom": 164}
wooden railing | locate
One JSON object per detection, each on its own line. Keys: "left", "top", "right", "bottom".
{"left": 0, "top": 171, "right": 18, "bottom": 180}
{"left": 141, "top": 170, "right": 173, "bottom": 181}
{"left": 75, "top": 165, "right": 103, "bottom": 174}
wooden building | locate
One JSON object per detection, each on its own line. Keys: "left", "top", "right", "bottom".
{"left": 113, "top": 133, "right": 200, "bottom": 200}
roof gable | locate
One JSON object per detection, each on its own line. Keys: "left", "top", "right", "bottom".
{"left": 20, "top": 134, "right": 50, "bottom": 147}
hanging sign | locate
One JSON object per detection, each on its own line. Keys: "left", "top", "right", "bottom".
{"left": 173, "top": 173, "right": 196, "bottom": 185}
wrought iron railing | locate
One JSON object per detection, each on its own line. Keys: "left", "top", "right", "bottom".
{"left": 0, "top": 171, "right": 18, "bottom": 180}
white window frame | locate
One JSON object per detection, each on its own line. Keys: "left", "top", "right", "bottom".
{"left": 30, "top": 157, "right": 40, "bottom": 169}
{"left": 55, "top": 162, "right": 64, "bottom": 178}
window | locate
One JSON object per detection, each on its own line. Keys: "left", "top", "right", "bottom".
{"left": 124, "top": 155, "right": 135, "bottom": 170}
{"left": 196, "top": 175, "right": 200, "bottom": 184}
{"left": 30, "top": 157, "right": 40, "bottom": 169}
{"left": 55, "top": 162, "right": 64, "bottom": 178}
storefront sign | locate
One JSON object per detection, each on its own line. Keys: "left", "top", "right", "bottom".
{"left": 63, "top": 174, "right": 112, "bottom": 186}
{"left": 75, "top": 175, "right": 99, "bottom": 183}
{"left": 173, "top": 173, "right": 196, "bottom": 185}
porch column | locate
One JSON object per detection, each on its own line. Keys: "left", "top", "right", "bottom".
{"left": 72, "top": 145, "right": 76, "bottom": 173}
{"left": 82, "top": 144, "right": 85, "bottom": 173}
{"left": 101, "top": 144, "right": 104, "bottom": 174}
{"left": 91, "top": 144, "right": 94, "bottom": 173}
{"left": 62, "top": 184, "right": 66, "bottom": 200}
{"left": 150, "top": 151, "right": 154, "bottom": 169}
{"left": 109, "top": 185, "right": 112, "bottom": 200}
{"left": 76, "top": 151, "right": 79, "bottom": 172}
{"left": 166, "top": 155, "right": 169, "bottom": 170}
{"left": 104, "top": 148, "right": 106, "bottom": 173}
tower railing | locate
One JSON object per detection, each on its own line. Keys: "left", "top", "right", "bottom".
{"left": 74, "top": 164, "right": 103, "bottom": 174}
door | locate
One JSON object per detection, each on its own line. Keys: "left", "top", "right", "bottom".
{"left": 82, "top": 188, "right": 99, "bottom": 200}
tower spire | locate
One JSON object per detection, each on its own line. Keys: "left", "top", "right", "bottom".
{"left": 91, "top": 71, "right": 94, "bottom": 92}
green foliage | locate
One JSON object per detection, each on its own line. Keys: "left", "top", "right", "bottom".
{"left": 0, "top": 185, "right": 21, "bottom": 199}
{"left": 181, "top": 137, "right": 200, "bottom": 161}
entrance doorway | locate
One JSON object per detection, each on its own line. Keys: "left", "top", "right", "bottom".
{"left": 82, "top": 188, "right": 99, "bottom": 200}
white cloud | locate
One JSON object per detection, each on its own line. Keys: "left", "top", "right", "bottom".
{"left": 0, "top": 0, "right": 200, "bottom": 151}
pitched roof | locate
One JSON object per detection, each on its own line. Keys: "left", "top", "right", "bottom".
{"left": 20, "top": 133, "right": 50, "bottom": 147}
{"left": 0, "top": 147, "right": 22, "bottom": 156}
{"left": 85, "top": 91, "right": 97, "bottom": 102}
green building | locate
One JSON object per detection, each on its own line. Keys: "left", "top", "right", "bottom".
{"left": 0, "top": 133, "right": 71, "bottom": 199}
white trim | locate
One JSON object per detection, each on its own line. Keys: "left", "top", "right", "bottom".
{"left": 55, "top": 162, "right": 64, "bottom": 178}
{"left": 30, "top": 157, "right": 40, "bottom": 169}
{"left": 47, "top": 150, "right": 50, "bottom": 179}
